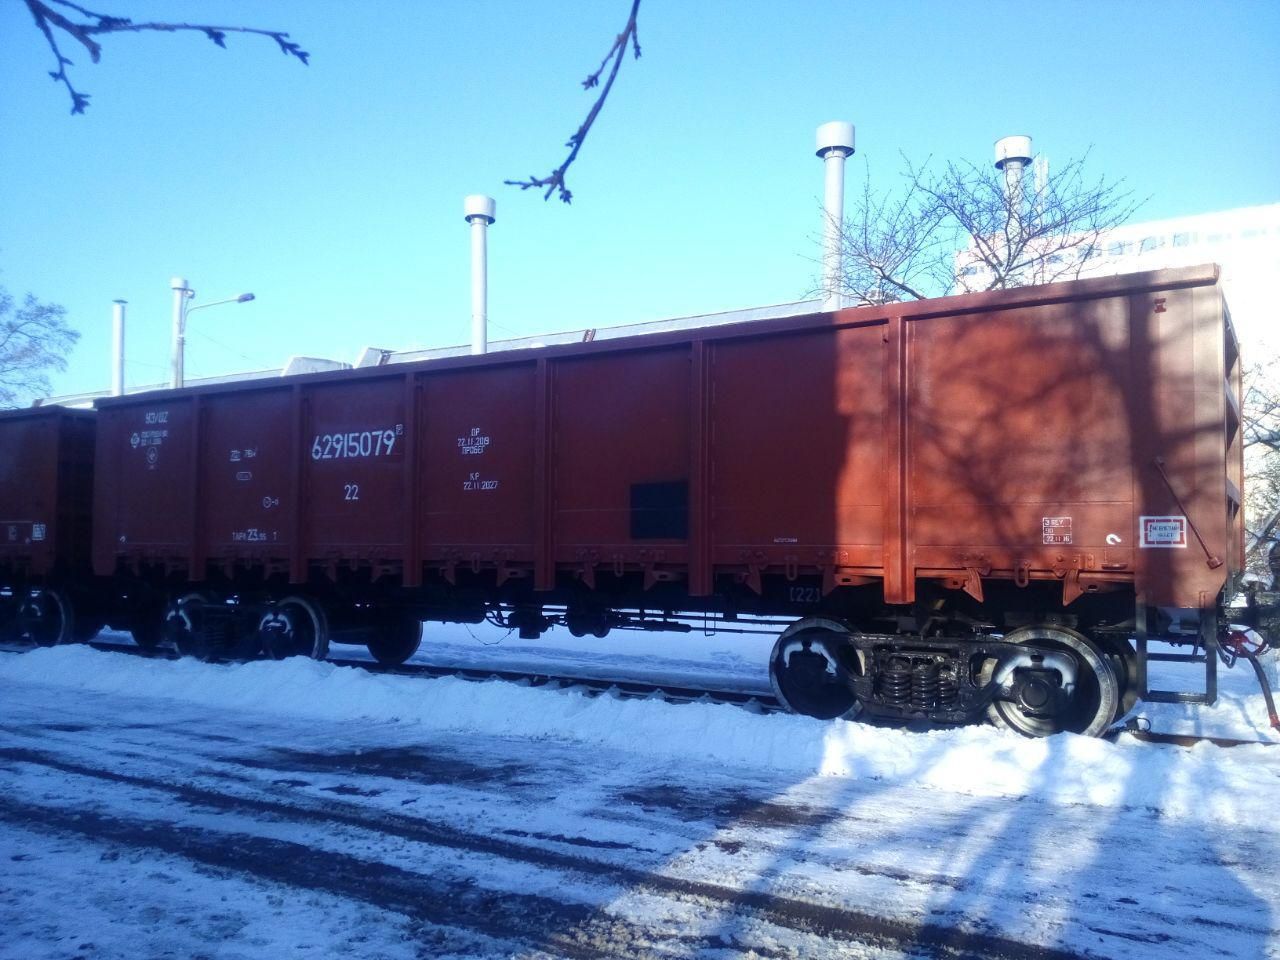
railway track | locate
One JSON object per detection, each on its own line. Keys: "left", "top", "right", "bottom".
{"left": 74, "top": 638, "right": 790, "bottom": 714}
{"left": 4, "top": 638, "right": 1276, "bottom": 746}
{"left": 343, "top": 658, "right": 787, "bottom": 712}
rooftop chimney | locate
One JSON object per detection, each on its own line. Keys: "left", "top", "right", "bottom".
{"left": 111, "top": 299, "right": 126, "bottom": 396}
{"left": 994, "top": 135, "right": 1033, "bottom": 214}
{"left": 464, "top": 195, "right": 496, "bottom": 356}
{"left": 816, "top": 121, "right": 856, "bottom": 311}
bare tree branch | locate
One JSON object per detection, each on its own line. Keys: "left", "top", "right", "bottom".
{"left": 1245, "top": 359, "right": 1280, "bottom": 453}
{"left": 831, "top": 147, "right": 1142, "bottom": 306}
{"left": 0, "top": 285, "right": 80, "bottom": 408}
{"left": 1243, "top": 357, "right": 1280, "bottom": 572}
{"left": 22, "top": 0, "right": 309, "bottom": 115}
{"left": 505, "top": 0, "right": 642, "bottom": 204}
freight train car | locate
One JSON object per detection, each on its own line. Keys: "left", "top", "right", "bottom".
{"left": 0, "top": 406, "right": 98, "bottom": 645}
{"left": 2, "top": 265, "right": 1257, "bottom": 737}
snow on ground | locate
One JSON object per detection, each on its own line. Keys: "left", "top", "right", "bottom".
{"left": 4, "top": 638, "right": 1278, "bottom": 823}
{"left": 1, "top": 630, "right": 1278, "bottom": 958}
{"left": 336, "top": 619, "right": 1280, "bottom": 743}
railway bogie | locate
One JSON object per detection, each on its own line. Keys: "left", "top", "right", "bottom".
{"left": 768, "top": 614, "right": 1129, "bottom": 736}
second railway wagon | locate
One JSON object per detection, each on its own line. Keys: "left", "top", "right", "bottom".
{"left": 76, "top": 264, "right": 1245, "bottom": 735}
{"left": 0, "top": 406, "right": 97, "bottom": 645}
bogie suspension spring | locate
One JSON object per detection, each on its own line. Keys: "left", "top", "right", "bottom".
{"left": 877, "top": 655, "right": 959, "bottom": 711}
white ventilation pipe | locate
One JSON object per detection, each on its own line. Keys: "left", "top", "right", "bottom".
{"left": 111, "top": 299, "right": 126, "bottom": 396}
{"left": 170, "top": 276, "right": 191, "bottom": 389}
{"left": 816, "top": 121, "right": 856, "bottom": 311}
{"left": 994, "top": 135, "right": 1033, "bottom": 214}
{"left": 464, "top": 195, "right": 496, "bottom": 356}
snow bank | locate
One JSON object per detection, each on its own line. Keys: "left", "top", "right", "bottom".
{"left": 3, "top": 646, "right": 1277, "bottom": 824}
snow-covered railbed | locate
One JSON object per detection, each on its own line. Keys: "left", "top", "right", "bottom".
{"left": 1, "top": 646, "right": 1278, "bottom": 959}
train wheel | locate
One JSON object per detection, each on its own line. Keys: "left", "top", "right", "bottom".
{"left": 15, "top": 589, "right": 74, "bottom": 646}
{"left": 982, "top": 625, "right": 1119, "bottom": 738}
{"left": 566, "top": 607, "right": 610, "bottom": 639}
{"left": 366, "top": 614, "right": 422, "bottom": 666}
{"left": 258, "top": 596, "right": 329, "bottom": 661}
{"left": 768, "top": 621, "right": 863, "bottom": 720}
{"left": 166, "top": 593, "right": 214, "bottom": 660}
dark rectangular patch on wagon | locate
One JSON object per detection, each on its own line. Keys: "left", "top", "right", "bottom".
{"left": 630, "top": 481, "right": 688, "bottom": 540}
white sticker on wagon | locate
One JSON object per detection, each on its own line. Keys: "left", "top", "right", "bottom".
{"left": 1042, "top": 517, "right": 1072, "bottom": 545}
{"left": 1140, "top": 516, "right": 1188, "bottom": 548}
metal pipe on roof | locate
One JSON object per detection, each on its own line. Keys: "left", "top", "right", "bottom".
{"left": 816, "top": 121, "right": 856, "bottom": 311}
{"left": 111, "top": 299, "right": 126, "bottom": 396}
{"left": 464, "top": 195, "right": 496, "bottom": 356}
{"left": 995, "top": 135, "right": 1034, "bottom": 214}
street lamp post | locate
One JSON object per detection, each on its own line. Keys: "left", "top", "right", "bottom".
{"left": 169, "top": 276, "right": 256, "bottom": 388}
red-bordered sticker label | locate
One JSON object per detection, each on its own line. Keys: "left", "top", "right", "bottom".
{"left": 1042, "top": 517, "right": 1072, "bottom": 544}
{"left": 1140, "top": 516, "right": 1187, "bottom": 548}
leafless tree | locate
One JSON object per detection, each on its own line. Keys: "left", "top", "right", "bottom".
{"left": 20, "top": 0, "right": 309, "bottom": 115}
{"left": 833, "top": 151, "right": 1141, "bottom": 306}
{"left": 0, "top": 285, "right": 79, "bottom": 408}
{"left": 1244, "top": 358, "right": 1280, "bottom": 574}
{"left": 506, "top": 0, "right": 642, "bottom": 203}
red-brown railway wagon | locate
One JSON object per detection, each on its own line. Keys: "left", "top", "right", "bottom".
{"left": 0, "top": 406, "right": 96, "bottom": 644}
{"left": 87, "top": 264, "right": 1245, "bottom": 735}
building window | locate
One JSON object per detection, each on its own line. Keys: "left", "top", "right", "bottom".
{"left": 1139, "top": 235, "right": 1165, "bottom": 253}
{"left": 1172, "top": 232, "right": 1195, "bottom": 247}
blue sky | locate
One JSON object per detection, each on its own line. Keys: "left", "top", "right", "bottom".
{"left": 2, "top": 0, "right": 1278, "bottom": 397}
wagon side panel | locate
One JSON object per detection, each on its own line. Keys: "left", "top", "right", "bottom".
{"left": 300, "top": 377, "right": 409, "bottom": 576}
{"left": 0, "top": 407, "right": 72, "bottom": 576}
{"left": 93, "top": 398, "right": 196, "bottom": 576}
{"left": 708, "top": 322, "right": 888, "bottom": 595}
{"left": 197, "top": 388, "right": 296, "bottom": 577}
{"left": 906, "top": 293, "right": 1136, "bottom": 600}
{"left": 418, "top": 364, "right": 538, "bottom": 581}
{"left": 552, "top": 348, "right": 692, "bottom": 585}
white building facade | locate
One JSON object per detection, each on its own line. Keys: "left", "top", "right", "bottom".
{"left": 957, "top": 202, "right": 1279, "bottom": 355}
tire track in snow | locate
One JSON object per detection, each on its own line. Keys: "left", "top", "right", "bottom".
{"left": 0, "top": 744, "right": 1097, "bottom": 960}
{"left": 0, "top": 790, "right": 660, "bottom": 959}
{"left": 10, "top": 719, "right": 1276, "bottom": 958}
